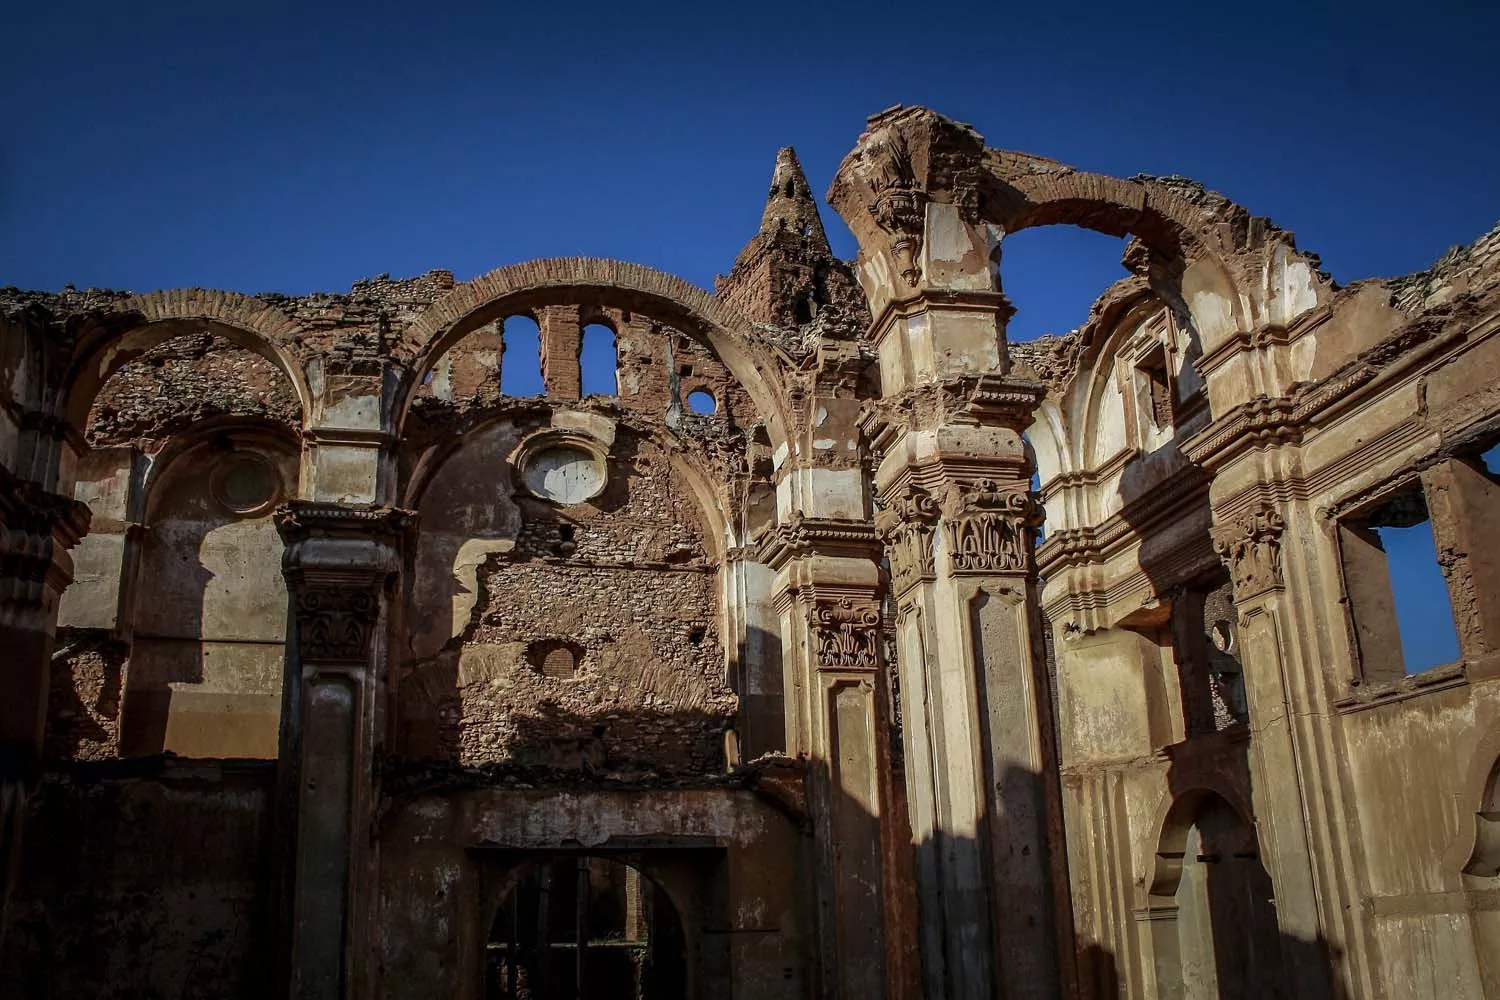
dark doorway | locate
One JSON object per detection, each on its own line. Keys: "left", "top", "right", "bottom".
{"left": 486, "top": 856, "right": 688, "bottom": 1000}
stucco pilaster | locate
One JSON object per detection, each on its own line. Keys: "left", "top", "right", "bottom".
{"left": 762, "top": 515, "right": 896, "bottom": 1000}
{"left": 274, "top": 501, "right": 413, "bottom": 1000}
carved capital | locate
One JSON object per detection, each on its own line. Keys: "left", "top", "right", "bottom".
{"left": 1211, "top": 504, "right": 1286, "bottom": 600}
{"left": 276, "top": 501, "right": 414, "bottom": 668}
{"left": 939, "top": 479, "right": 1043, "bottom": 576}
{"left": 293, "top": 585, "right": 381, "bottom": 665}
{"left": 875, "top": 484, "right": 939, "bottom": 596}
{"left": 808, "top": 596, "right": 882, "bottom": 670}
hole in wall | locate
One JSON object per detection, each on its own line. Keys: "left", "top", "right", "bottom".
{"left": 209, "top": 452, "right": 279, "bottom": 516}
{"left": 686, "top": 390, "right": 717, "bottom": 415}
{"left": 526, "top": 639, "right": 582, "bottom": 680}
{"left": 580, "top": 323, "right": 617, "bottom": 397}
{"left": 500, "top": 314, "right": 545, "bottom": 396}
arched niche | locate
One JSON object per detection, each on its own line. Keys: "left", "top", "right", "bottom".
{"left": 1144, "top": 788, "right": 1287, "bottom": 1000}
{"left": 62, "top": 293, "right": 309, "bottom": 445}
{"left": 119, "top": 427, "right": 299, "bottom": 758}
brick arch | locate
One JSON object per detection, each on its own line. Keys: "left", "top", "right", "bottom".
{"left": 397, "top": 257, "right": 791, "bottom": 447}
{"left": 64, "top": 289, "right": 310, "bottom": 431}
{"left": 984, "top": 153, "right": 1230, "bottom": 255}
{"left": 982, "top": 159, "right": 1263, "bottom": 351}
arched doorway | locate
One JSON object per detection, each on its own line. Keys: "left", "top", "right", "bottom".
{"left": 1149, "top": 791, "right": 1287, "bottom": 999}
{"left": 486, "top": 856, "right": 688, "bottom": 1000}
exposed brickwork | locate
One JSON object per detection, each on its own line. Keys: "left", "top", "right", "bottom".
{"left": 86, "top": 333, "right": 301, "bottom": 447}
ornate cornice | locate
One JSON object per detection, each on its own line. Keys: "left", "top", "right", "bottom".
{"left": 757, "top": 514, "right": 881, "bottom": 571}
{"left": 859, "top": 372, "right": 1046, "bottom": 461}
{"left": 274, "top": 501, "right": 416, "bottom": 544}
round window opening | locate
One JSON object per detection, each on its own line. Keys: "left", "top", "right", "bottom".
{"left": 211, "top": 452, "right": 279, "bottom": 515}
{"left": 521, "top": 445, "right": 606, "bottom": 505}
{"left": 686, "top": 390, "right": 717, "bottom": 415}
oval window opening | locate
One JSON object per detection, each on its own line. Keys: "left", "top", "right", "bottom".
{"left": 686, "top": 390, "right": 717, "bottom": 415}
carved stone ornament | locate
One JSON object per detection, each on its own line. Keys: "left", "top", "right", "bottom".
{"left": 0, "top": 466, "right": 90, "bottom": 627}
{"left": 295, "top": 585, "right": 381, "bottom": 664}
{"left": 809, "top": 596, "right": 882, "bottom": 670}
{"left": 875, "top": 485, "right": 939, "bottom": 596}
{"left": 939, "top": 479, "right": 1043, "bottom": 576}
{"left": 864, "top": 124, "right": 926, "bottom": 288}
{"left": 1211, "top": 504, "right": 1286, "bottom": 600}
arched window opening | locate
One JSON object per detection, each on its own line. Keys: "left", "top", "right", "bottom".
{"left": 487, "top": 857, "right": 687, "bottom": 1000}
{"left": 686, "top": 390, "right": 717, "bottom": 416}
{"left": 1000, "top": 226, "right": 1132, "bottom": 343}
{"left": 501, "top": 314, "right": 545, "bottom": 397}
{"left": 580, "top": 323, "right": 617, "bottom": 397}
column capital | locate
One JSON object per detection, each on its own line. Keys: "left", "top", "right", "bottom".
{"left": 1211, "top": 502, "right": 1286, "bottom": 602}
{"left": 758, "top": 514, "right": 882, "bottom": 572}
{"left": 274, "top": 501, "right": 415, "bottom": 670}
{"left": 0, "top": 466, "right": 91, "bottom": 629}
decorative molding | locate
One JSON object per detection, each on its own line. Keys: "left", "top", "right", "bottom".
{"left": 273, "top": 501, "right": 416, "bottom": 543}
{"left": 875, "top": 484, "right": 939, "bottom": 596}
{"left": 939, "top": 478, "right": 1042, "bottom": 576}
{"left": 859, "top": 372, "right": 1046, "bottom": 464}
{"left": 809, "top": 596, "right": 882, "bottom": 670}
{"left": 863, "top": 123, "right": 927, "bottom": 288}
{"left": 758, "top": 514, "right": 881, "bottom": 571}
{"left": 294, "top": 585, "right": 381, "bottom": 665}
{"left": 1211, "top": 504, "right": 1286, "bottom": 601}
{"left": 0, "top": 467, "right": 91, "bottom": 628}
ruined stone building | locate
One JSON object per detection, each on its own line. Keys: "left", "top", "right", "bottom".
{"left": 2, "top": 106, "right": 1499, "bottom": 999}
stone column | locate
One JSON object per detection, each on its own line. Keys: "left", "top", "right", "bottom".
{"left": 865, "top": 377, "right": 1071, "bottom": 1000}
{"left": 761, "top": 518, "right": 893, "bottom": 1000}
{"left": 0, "top": 466, "right": 89, "bottom": 943}
{"left": 1208, "top": 503, "right": 1338, "bottom": 998}
{"left": 274, "top": 501, "right": 413, "bottom": 1000}
{"left": 830, "top": 105, "right": 1074, "bottom": 998}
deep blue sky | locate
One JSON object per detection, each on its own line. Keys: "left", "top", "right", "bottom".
{"left": 3, "top": 1, "right": 1498, "bottom": 342}
{"left": 3, "top": 0, "right": 1494, "bottom": 667}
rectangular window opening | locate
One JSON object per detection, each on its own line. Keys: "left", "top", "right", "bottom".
{"left": 1135, "top": 346, "right": 1174, "bottom": 430}
{"left": 1340, "top": 485, "right": 1461, "bottom": 681}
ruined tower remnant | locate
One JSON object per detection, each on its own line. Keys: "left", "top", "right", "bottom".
{"left": 3, "top": 106, "right": 1500, "bottom": 1000}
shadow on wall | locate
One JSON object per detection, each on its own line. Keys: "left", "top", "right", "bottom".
{"left": 908, "top": 762, "right": 1340, "bottom": 999}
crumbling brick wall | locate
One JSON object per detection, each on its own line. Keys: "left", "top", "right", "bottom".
{"left": 86, "top": 333, "right": 300, "bottom": 447}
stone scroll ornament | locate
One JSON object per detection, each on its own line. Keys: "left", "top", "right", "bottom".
{"left": 864, "top": 124, "right": 926, "bottom": 288}
{"left": 1211, "top": 504, "right": 1286, "bottom": 600}
{"left": 875, "top": 485, "right": 940, "bottom": 596}
{"left": 809, "top": 596, "right": 883, "bottom": 669}
{"left": 294, "top": 586, "right": 381, "bottom": 665}
{"left": 939, "top": 478, "right": 1043, "bottom": 575}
